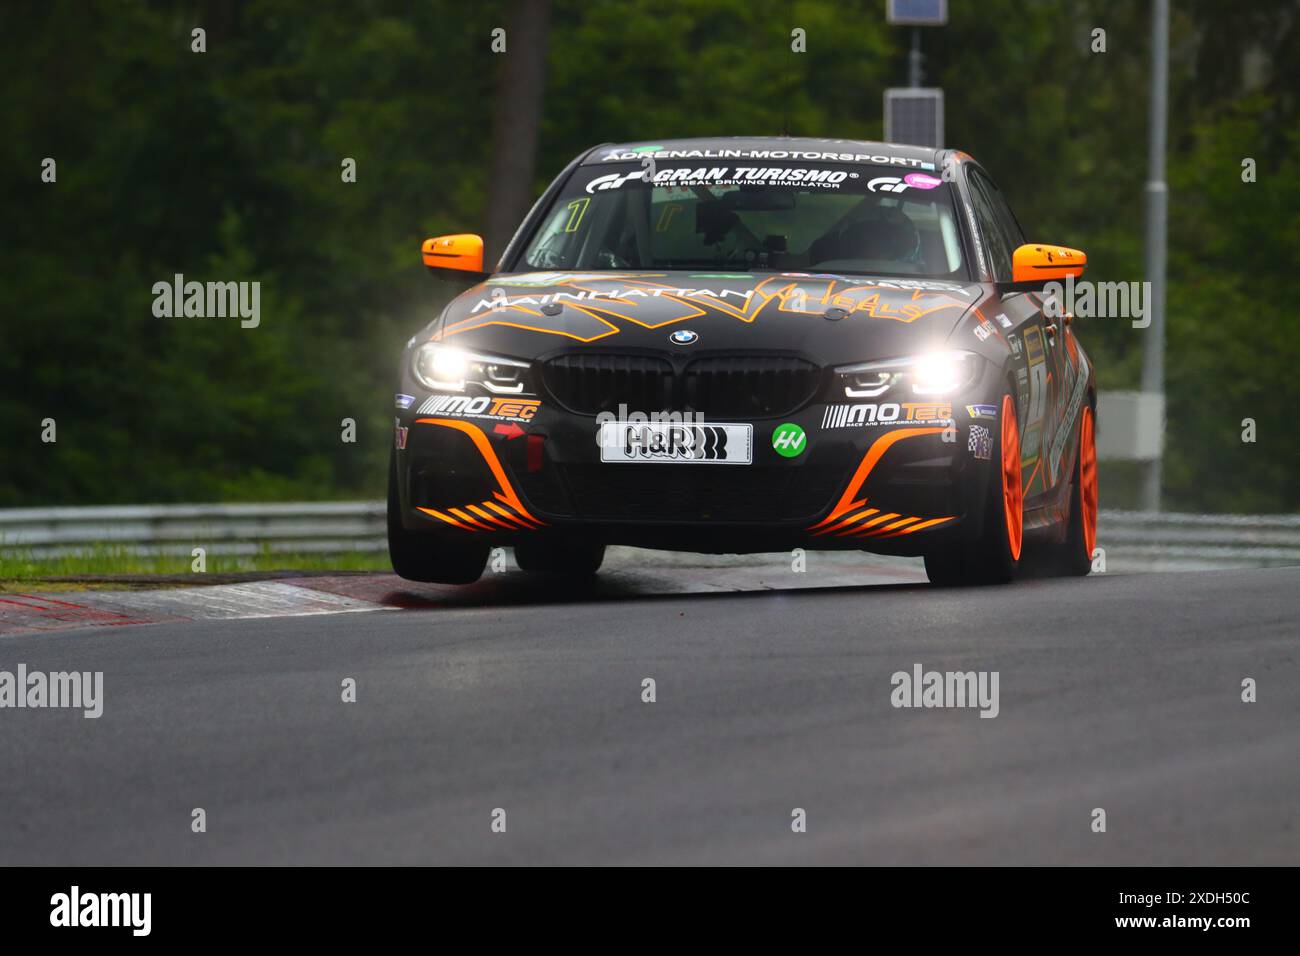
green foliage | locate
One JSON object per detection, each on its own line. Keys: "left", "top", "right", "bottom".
{"left": 1, "top": 0, "right": 1295, "bottom": 512}
{"left": 1162, "top": 102, "right": 1300, "bottom": 511}
{"left": 0, "top": 545, "right": 389, "bottom": 582}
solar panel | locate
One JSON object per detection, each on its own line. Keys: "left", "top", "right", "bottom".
{"left": 887, "top": 0, "right": 948, "bottom": 26}
{"left": 884, "top": 88, "right": 945, "bottom": 148}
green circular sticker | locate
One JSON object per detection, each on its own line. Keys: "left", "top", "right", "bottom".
{"left": 771, "top": 423, "right": 807, "bottom": 458}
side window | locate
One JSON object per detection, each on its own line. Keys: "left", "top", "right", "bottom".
{"left": 524, "top": 200, "right": 589, "bottom": 270}
{"left": 966, "top": 173, "right": 1013, "bottom": 281}
{"left": 976, "top": 169, "right": 1027, "bottom": 251}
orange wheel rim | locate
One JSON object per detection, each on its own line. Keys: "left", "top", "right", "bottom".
{"left": 1000, "top": 393, "right": 1023, "bottom": 561}
{"left": 1079, "top": 407, "right": 1098, "bottom": 559}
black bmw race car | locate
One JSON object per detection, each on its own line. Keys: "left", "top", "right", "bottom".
{"left": 390, "top": 137, "right": 1097, "bottom": 586}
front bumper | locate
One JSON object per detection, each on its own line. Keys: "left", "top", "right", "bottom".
{"left": 392, "top": 393, "right": 1001, "bottom": 556}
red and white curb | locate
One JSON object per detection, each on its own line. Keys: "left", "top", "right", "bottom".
{"left": 0, "top": 552, "right": 926, "bottom": 636}
{"left": 0, "top": 580, "right": 390, "bottom": 636}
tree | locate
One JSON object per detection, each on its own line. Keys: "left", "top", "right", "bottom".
{"left": 484, "top": 0, "right": 552, "bottom": 266}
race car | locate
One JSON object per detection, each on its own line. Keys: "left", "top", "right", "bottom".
{"left": 389, "top": 137, "right": 1097, "bottom": 586}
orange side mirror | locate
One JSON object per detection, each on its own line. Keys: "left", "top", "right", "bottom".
{"left": 421, "top": 234, "right": 485, "bottom": 275}
{"left": 1011, "top": 244, "right": 1086, "bottom": 284}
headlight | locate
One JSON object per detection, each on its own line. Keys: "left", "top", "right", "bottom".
{"left": 412, "top": 343, "right": 530, "bottom": 394}
{"left": 834, "top": 350, "right": 981, "bottom": 398}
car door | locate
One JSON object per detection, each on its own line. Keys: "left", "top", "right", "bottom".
{"left": 965, "top": 167, "right": 1063, "bottom": 508}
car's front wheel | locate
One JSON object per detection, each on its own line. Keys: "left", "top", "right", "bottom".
{"left": 1048, "top": 404, "right": 1098, "bottom": 576}
{"left": 924, "top": 387, "right": 1023, "bottom": 586}
{"left": 387, "top": 451, "right": 489, "bottom": 584}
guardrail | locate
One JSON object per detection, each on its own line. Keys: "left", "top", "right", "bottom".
{"left": 0, "top": 502, "right": 387, "bottom": 558}
{"left": 1, "top": 503, "right": 1297, "bottom": 567}
{"left": 1092, "top": 510, "right": 1300, "bottom": 569}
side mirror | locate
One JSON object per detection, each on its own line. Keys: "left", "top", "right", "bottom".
{"left": 1006, "top": 243, "right": 1086, "bottom": 291}
{"left": 421, "top": 234, "right": 487, "bottom": 278}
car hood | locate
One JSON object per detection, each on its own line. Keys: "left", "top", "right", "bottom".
{"left": 430, "top": 270, "right": 984, "bottom": 365}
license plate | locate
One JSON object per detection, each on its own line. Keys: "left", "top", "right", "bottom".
{"left": 598, "top": 422, "right": 753, "bottom": 464}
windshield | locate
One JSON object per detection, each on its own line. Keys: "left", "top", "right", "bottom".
{"left": 518, "top": 162, "right": 967, "bottom": 279}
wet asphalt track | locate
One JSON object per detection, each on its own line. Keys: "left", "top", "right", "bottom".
{"left": 1, "top": 564, "right": 1296, "bottom": 865}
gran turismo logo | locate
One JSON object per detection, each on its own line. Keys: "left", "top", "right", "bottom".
{"left": 867, "top": 172, "right": 942, "bottom": 193}
{"left": 585, "top": 169, "right": 647, "bottom": 193}
{"left": 867, "top": 176, "right": 909, "bottom": 193}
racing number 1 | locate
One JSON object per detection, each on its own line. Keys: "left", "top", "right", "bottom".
{"left": 563, "top": 198, "right": 589, "bottom": 233}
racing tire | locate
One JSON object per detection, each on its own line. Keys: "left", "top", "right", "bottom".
{"left": 924, "top": 387, "right": 1023, "bottom": 586}
{"left": 513, "top": 539, "right": 606, "bottom": 576}
{"left": 387, "top": 451, "right": 489, "bottom": 584}
{"left": 1049, "top": 404, "right": 1098, "bottom": 577}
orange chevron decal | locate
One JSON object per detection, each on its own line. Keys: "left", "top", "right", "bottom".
{"left": 412, "top": 417, "right": 545, "bottom": 530}
{"left": 850, "top": 512, "right": 900, "bottom": 535}
{"left": 417, "top": 507, "right": 472, "bottom": 530}
{"left": 826, "top": 507, "right": 881, "bottom": 535}
{"left": 876, "top": 516, "right": 955, "bottom": 538}
{"left": 872, "top": 515, "right": 920, "bottom": 535}
{"left": 449, "top": 507, "right": 494, "bottom": 531}
{"left": 467, "top": 504, "right": 513, "bottom": 530}
{"left": 484, "top": 500, "right": 530, "bottom": 527}
{"left": 809, "top": 427, "right": 945, "bottom": 534}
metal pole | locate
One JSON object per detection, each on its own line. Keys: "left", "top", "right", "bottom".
{"left": 1139, "top": 0, "right": 1168, "bottom": 511}
{"left": 909, "top": 27, "right": 921, "bottom": 87}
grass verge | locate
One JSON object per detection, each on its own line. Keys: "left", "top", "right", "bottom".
{"left": 0, "top": 544, "right": 391, "bottom": 590}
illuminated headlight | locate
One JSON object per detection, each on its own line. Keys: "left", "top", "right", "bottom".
{"left": 412, "top": 343, "right": 529, "bottom": 394}
{"left": 835, "top": 351, "right": 981, "bottom": 398}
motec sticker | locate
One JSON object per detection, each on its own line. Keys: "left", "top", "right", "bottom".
{"left": 415, "top": 395, "right": 540, "bottom": 423}
{"left": 771, "top": 422, "right": 808, "bottom": 457}
{"left": 822, "top": 403, "right": 952, "bottom": 428}
{"left": 600, "top": 422, "right": 753, "bottom": 464}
